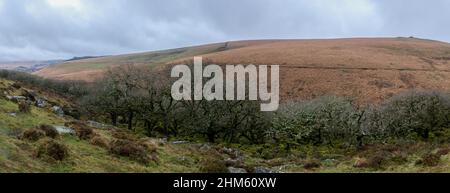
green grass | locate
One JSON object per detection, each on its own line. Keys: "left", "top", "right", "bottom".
{"left": 0, "top": 99, "right": 64, "bottom": 130}
{"left": 0, "top": 78, "right": 207, "bottom": 173}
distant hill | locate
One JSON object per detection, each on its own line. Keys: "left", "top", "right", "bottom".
{"left": 35, "top": 37, "right": 450, "bottom": 104}
{"left": 0, "top": 60, "right": 63, "bottom": 73}
{"left": 65, "top": 56, "right": 102, "bottom": 62}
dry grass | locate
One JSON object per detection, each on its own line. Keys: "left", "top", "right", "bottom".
{"left": 34, "top": 38, "right": 450, "bottom": 104}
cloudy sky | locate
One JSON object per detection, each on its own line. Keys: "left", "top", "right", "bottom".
{"left": 0, "top": 0, "right": 449, "bottom": 61}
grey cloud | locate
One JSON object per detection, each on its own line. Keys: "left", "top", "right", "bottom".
{"left": 0, "top": 0, "right": 449, "bottom": 61}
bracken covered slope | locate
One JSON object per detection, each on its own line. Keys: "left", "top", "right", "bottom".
{"left": 35, "top": 38, "right": 450, "bottom": 104}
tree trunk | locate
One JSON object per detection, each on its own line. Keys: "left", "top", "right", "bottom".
{"left": 127, "top": 111, "right": 134, "bottom": 131}
{"left": 110, "top": 113, "right": 118, "bottom": 126}
{"left": 207, "top": 132, "right": 216, "bottom": 143}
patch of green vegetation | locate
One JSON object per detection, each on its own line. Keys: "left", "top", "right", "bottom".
{"left": 0, "top": 99, "right": 64, "bottom": 131}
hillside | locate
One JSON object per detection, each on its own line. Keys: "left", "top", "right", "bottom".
{"left": 34, "top": 40, "right": 276, "bottom": 81}
{"left": 0, "top": 77, "right": 247, "bottom": 172}
{"left": 35, "top": 37, "right": 450, "bottom": 104}
{"left": 0, "top": 60, "right": 63, "bottom": 73}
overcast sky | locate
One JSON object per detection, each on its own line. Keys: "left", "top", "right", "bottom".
{"left": 0, "top": 0, "right": 449, "bottom": 61}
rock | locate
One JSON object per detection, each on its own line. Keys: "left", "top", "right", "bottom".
{"left": 227, "top": 167, "right": 247, "bottom": 173}
{"left": 159, "top": 138, "right": 168, "bottom": 144}
{"left": 199, "top": 144, "right": 212, "bottom": 151}
{"left": 177, "top": 156, "right": 188, "bottom": 162}
{"left": 9, "top": 113, "right": 17, "bottom": 117}
{"left": 52, "top": 106, "right": 64, "bottom": 117}
{"left": 220, "top": 147, "right": 241, "bottom": 158}
{"left": 6, "top": 95, "right": 26, "bottom": 102}
{"left": 171, "top": 141, "right": 189, "bottom": 145}
{"left": 87, "top": 120, "right": 109, "bottom": 129}
{"left": 53, "top": 126, "right": 76, "bottom": 135}
{"left": 35, "top": 99, "right": 46, "bottom": 108}
{"left": 254, "top": 166, "right": 276, "bottom": 173}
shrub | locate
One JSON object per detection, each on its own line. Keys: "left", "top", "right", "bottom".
{"left": 380, "top": 91, "right": 450, "bottom": 139}
{"left": 68, "top": 122, "right": 95, "bottom": 140}
{"left": 417, "top": 153, "right": 441, "bottom": 167}
{"left": 389, "top": 153, "right": 409, "bottom": 165}
{"left": 18, "top": 101, "right": 31, "bottom": 113}
{"left": 21, "top": 129, "right": 45, "bottom": 141}
{"left": 199, "top": 157, "right": 228, "bottom": 173}
{"left": 90, "top": 136, "right": 110, "bottom": 149}
{"left": 38, "top": 124, "right": 59, "bottom": 139}
{"left": 112, "top": 130, "right": 138, "bottom": 141}
{"left": 436, "top": 148, "right": 450, "bottom": 156}
{"left": 303, "top": 159, "right": 321, "bottom": 170}
{"left": 366, "top": 154, "right": 386, "bottom": 169}
{"left": 256, "top": 144, "right": 283, "bottom": 159}
{"left": 109, "top": 139, "right": 156, "bottom": 164}
{"left": 353, "top": 158, "right": 370, "bottom": 168}
{"left": 353, "top": 149, "right": 388, "bottom": 169}
{"left": 270, "top": 96, "right": 359, "bottom": 148}
{"left": 36, "top": 139, "right": 69, "bottom": 161}
{"left": 76, "top": 126, "right": 95, "bottom": 140}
